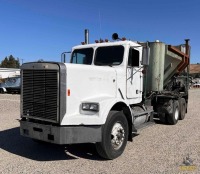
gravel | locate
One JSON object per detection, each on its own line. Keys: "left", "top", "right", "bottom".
{"left": 0, "top": 90, "right": 200, "bottom": 174}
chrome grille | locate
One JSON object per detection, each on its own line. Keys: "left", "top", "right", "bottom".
{"left": 22, "top": 70, "right": 59, "bottom": 123}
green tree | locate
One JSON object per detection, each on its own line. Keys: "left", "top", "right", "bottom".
{"left": 0, "top": 55, "right": 20, "bottom": 68}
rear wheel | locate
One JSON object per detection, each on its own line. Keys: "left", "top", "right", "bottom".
{"left": 166, "top": 100, "right": 179, "bottom": 125}
{"left": 96, "top": 111, "right": 128, "bottom": 160}
{"left": 179, "top": 98, "right": 186, "bottom": 120}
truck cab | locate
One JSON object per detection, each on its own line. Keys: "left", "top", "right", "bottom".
{"left": 20, "top": 35, "right": 190, "bottom": 159}
{"left": 64, "top": 41, "right": 144, "bottom": 125}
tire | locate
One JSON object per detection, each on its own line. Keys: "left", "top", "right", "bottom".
{"left": 166, "top": 100, "right": 179, "bottom": 125}
{"left": 95, "top": 111, "right": 128, "bottom": 160}
{"left": 156, "top": 101, "right": 173, "bottom": 124}
{"left": 179, "top": 98, "right": 186, "bottom": 120}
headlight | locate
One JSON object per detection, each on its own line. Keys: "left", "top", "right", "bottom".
{"left": 82, "top": 103, "right": 99, "bottom": 112}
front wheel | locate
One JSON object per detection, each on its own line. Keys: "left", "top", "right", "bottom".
{"left": 96, "top": 111, "right": 128, "bottom": 160}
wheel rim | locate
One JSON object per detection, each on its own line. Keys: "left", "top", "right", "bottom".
{"left": 174, "top": 107, "right": 179, "bottom": 120}
{"left": 111, "top": 122, "right": 125, "bottom": 150}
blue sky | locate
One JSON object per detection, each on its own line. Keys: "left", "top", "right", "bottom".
{"left": 0, "top": 0, "right": 199, "bottom": 64}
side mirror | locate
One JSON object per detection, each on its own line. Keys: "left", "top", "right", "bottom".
{"left": 142, "top": 45, "right": 150, "bottom": 66}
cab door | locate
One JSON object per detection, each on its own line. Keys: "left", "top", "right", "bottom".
{"left": 126, "top": 47, "right": 143, "bottom": 100}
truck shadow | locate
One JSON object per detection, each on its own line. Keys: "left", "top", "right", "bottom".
{"left": 0, "top": 127, "right": 103, "bottom": 161}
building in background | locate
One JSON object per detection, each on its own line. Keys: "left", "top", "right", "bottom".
{"left": 190, "top": 64, "right": 200, "bottom": 78}
{"left": 0, "top": 68, "right": 20, "bottom": 79}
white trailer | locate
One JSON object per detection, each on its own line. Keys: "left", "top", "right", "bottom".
{"left": 20, "top": 33, "right": 190, "bottom": 159}
{"left": 0, "top": 68, "right": 20, "bottom": 79}
{"left": 0, "top": 68, "right": 20, "bottom": 93}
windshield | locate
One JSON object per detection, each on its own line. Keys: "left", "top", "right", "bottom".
{"left": 95, "top": 46, "right": 124, "bottom": 66}
{"left": 71, "top": 48, "right": 93, "bottom": 65}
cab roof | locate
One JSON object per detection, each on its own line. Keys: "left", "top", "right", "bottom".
{"left": 72, "top": 40, "right": 142, "bottom": 50}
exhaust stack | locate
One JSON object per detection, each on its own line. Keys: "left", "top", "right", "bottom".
{"left": 85, "top": 29, "right": 89, "bottom": 44}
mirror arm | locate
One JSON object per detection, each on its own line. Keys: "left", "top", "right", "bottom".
{"left": 127, "top": 66, "right": 143, "bottom": 81}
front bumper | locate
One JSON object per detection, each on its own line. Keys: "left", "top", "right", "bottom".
{"left": 20, "top": 120, "right": 102, "bottom": 144}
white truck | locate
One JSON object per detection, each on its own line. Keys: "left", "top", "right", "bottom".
{"left": 20, "top": 32, "right": 190, "bottom": 159}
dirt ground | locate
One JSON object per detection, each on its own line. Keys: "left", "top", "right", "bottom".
{"left": 0, "top": 89, "right": 200, "bottom": 174}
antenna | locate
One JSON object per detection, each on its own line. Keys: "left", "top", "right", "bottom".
{"left": 99, "top": 10, "right": 102, "bottom": 39}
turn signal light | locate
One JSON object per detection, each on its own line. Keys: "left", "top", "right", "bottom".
{"left": 67, "top": 89, "right": 71, "bottom": 96}
{"left": 122, "top": 37, "right": 126, "bottom": 41}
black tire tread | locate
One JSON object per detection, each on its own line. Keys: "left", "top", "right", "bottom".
{"left": 95, "top": 111, "right": 128, "bottom": 160}
{"left": 179, "top": 98, "right": 186, "bottom": 120}
{"left": 167, "top": 100, "right": 179, "bottom": 125}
